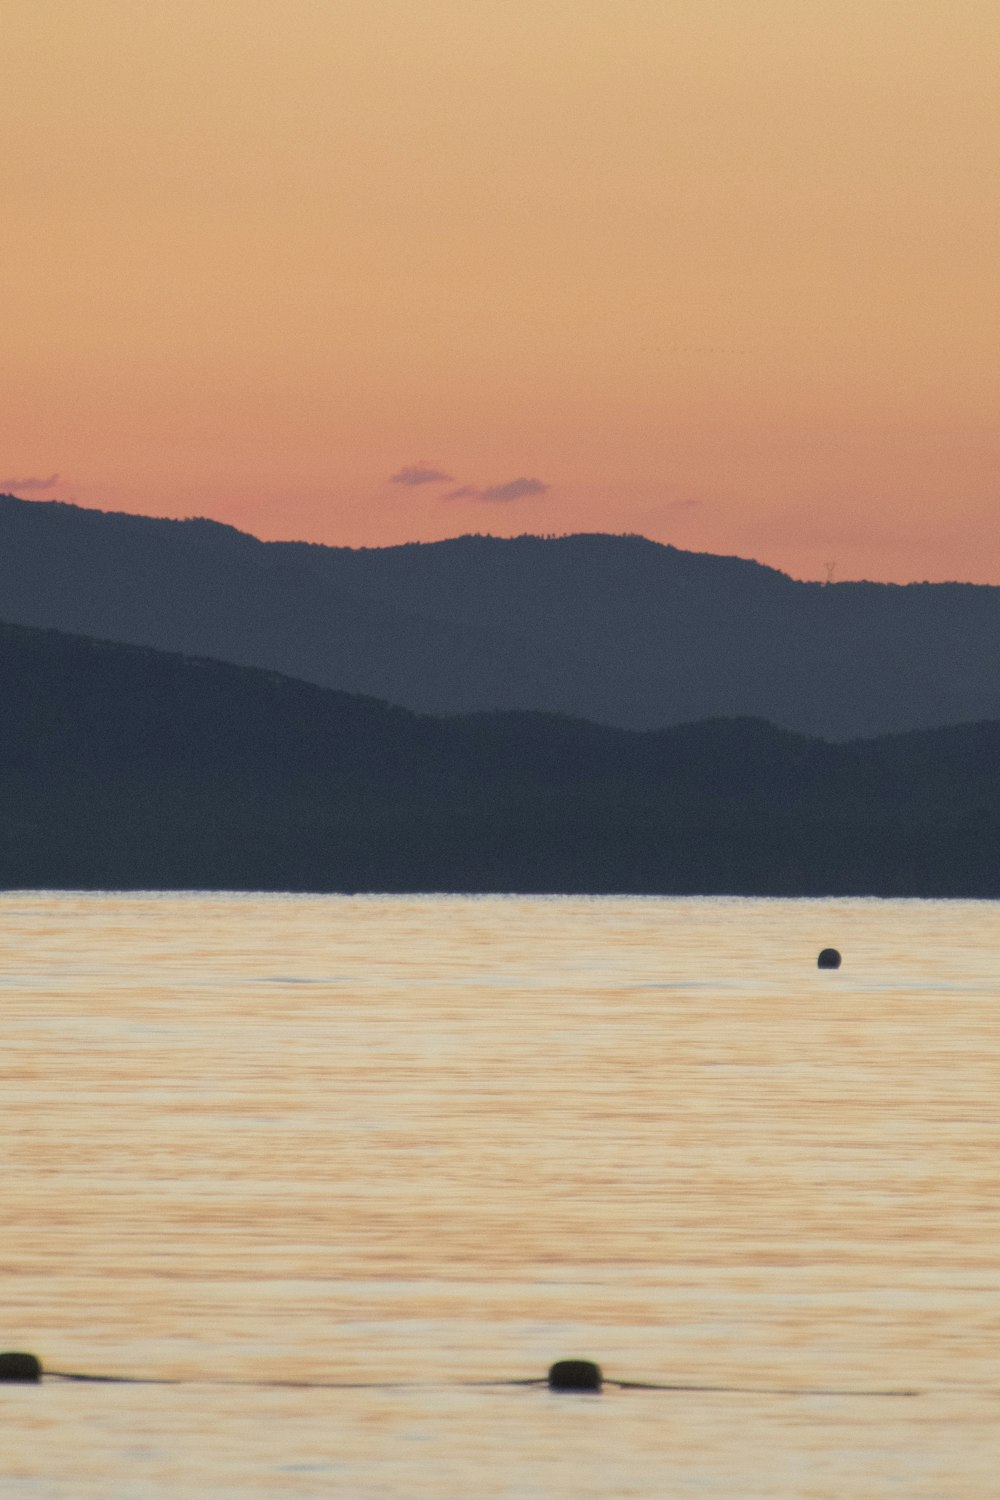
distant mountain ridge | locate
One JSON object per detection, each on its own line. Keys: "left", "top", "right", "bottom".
{"left": 1, "top": 493, "right": 998, "bottom": 739}
{"left": 1, "top": 615, "right": 999, "bottom": 895}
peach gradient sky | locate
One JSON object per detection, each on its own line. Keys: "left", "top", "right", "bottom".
{"left": 4, "top": 0, "right": 999, "bottom": 581}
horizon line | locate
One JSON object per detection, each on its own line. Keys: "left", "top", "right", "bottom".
{"left": 0, "top": 489, "right": 986, "bottom": 590}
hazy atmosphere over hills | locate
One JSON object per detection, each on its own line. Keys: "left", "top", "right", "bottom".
{"left": 2, "top": 615, "right": 999, "bottom": 896}
{"left": 7, "top": 4, "right": 1000, "bottom": 583}
{"left": 1, "top": 494, "right": 999, "bottom": 742}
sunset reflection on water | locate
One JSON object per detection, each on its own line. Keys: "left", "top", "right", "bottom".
{"left": 4, "top": 892, "right": 1000, "bottom": 1497}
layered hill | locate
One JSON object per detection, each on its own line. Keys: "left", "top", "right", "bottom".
{"left": 2, "top": 495, "right": 1000, "bottom": 740}
{"left": 0, "top": 617, "right": 997, "bottom": 895}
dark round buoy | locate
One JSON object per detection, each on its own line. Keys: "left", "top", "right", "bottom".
{"left": 817, "top": 948, "right": 842, "bottom": 969}
{"left": 548, "top": 1359, "right": 603, "bottom": 1393}
{"left": 0, "top": 1352, "right": 41, "bottom": 1383}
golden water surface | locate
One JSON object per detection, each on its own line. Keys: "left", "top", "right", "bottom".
{"left": 3, "top": 892, "right": 1000, "bottom": 1497}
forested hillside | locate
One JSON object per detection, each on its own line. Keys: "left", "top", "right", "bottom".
{"left": 0, "top": 618, "right": 997, "bottom": 895}
{"left": 2, "top": 494, "right": 999, "bottom": 739}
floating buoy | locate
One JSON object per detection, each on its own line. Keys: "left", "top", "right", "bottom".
{"left": 817, "top": 948, "right": 842, "bottom": 969}
{"left": 548, "top": 1359, "right": 603, "bottom": 1393}
{"left": 0, "top": 1352, "right": 42, "bottom": 1383}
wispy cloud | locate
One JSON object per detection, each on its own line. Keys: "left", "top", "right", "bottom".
{"left": 446, "top": 476, "right": 550, "bottom": 504}
{"left": 0, "top": 473, "right": 60, "bottom": 492}
{"left": 389, "top": 463, "right": 454, "bottom": 486}
{"left": 481, "top": 477, "right": 549, "bottom": 502}
{"left": 391, "top": 460, "right": 550, "bottom": 504}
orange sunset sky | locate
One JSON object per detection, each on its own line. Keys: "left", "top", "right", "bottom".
{"left": 4, "top": 1, "right": 999, "bottom": 581}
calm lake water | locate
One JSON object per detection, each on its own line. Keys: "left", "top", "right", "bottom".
{"left": 3, "top": 891, "right": 1000, "bottom": 1497}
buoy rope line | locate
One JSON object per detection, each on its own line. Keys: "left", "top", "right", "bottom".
{"left": 40, "top": 1370, "right": 918, "bottom": 1397}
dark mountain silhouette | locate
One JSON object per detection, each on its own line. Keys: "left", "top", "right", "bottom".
{"left": 0, "top": 616, "right": 998, "bottom": 895}
{"left": 1, "top": 493, "right": 999, "bottom": 740}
